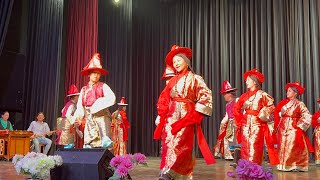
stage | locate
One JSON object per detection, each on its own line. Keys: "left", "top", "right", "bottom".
{"left": 1, "top": 157, "right": 320, "bottom": 180}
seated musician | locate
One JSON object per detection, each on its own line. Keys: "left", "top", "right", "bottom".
{"left": 0, "top": 111, "right": 13, "bottom": 131}
{"left": 27, "top": 112, "right": 53, "bottom": 154}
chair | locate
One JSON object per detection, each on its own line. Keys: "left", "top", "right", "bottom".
{"left": 30, "top": 141, "right": 46, "bottom": 153}
{"left": 39, "top": 143, "right": 45, "bottom": 153}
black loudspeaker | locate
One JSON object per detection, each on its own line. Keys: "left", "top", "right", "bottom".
{"left": 52, "top": 148, "right": 114, "bottom": 180}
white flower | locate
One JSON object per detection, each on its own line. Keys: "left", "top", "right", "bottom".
{"left": 52, "top": 155, "right": 63, "bottom": 166}
{"left": 12, "top": 152, "right": 63, "bottom": 179}
{"left": 12, "top": 154, "right": 24, "bottom": 164}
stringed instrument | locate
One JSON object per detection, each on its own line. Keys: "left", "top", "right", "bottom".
{"left": 30, "top": 129, "right": 59, "bottom": 139}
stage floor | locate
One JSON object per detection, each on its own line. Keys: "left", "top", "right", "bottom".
{"left": 1, "top": 157, "right": 320, "bottom": 179}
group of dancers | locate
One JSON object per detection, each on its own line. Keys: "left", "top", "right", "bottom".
{"left": 213, "top": 77, "right": 319, "bottom": 172}
{"left": 29, "top": 45, "right": 319, "bottom": 179}
{"left": 213, "top": 71, "right": 320, "bottom": 173}
{"left": 154, "top": 45, "right": 320, "bottom": 180}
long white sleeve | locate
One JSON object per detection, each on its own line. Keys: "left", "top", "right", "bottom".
{"left": 72, "top": 88, "right": 85, "bottom": 124}
{"left": 90, "top": 83, "right": 116, "bottom": 114}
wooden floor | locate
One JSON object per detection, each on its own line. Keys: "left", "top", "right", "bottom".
{"left": 1, "top": 157, "right": 320, "bottom": 180}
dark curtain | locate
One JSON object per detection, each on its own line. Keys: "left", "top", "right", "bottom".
{"left": 99, "top": 0, "right": 320, "bottom": 157}
{"left": 159, "top": 0, "right": 320, "bottom": 157}
{"left": 98, "top": 0, "right": 134, "bottom": 152}
{"left": 64, "top": 0, "right": 98, "bottom": 100}
{"left": 130, "top": 0, "right": 161, "bottom": 156}
{"left": 98, "top": 0, "right": 161, "bottom": 156}
{"left": 98, "top": 0, "right": 132, "bottom": 100}
{"left": 23, "top": 0, "right": 64, "bottom": 130}
{"left": 0, "top": 0, "right": 14, "bottom": 55}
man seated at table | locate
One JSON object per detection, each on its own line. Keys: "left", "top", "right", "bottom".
{"left": 0, "top": 111, "right": 13, "bottom": 131}
{"left": 27, "top": 112, "right": 53, "bottom": 154}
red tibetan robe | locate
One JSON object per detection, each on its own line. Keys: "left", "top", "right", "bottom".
{"left": 312, "top": 110, "right": 320, "bottom": 165}
{"left": 274, "top": 98, "right": 313, "bottom": 171}
{"left": 233, "top": 89, "right": 278, "bottom": 165}
{"left": 154, "top": 70, "right": 214, "bottom": 177}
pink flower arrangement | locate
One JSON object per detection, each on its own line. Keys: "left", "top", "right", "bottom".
{"left": 108, "top": 153, "right": 147, "bottom": 180}
{"left": 227, "top": 159, "right": 274, "bottom": 180}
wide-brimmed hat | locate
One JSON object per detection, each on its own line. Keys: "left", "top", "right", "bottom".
{"left": 67, "top": 84, "right": 80, "bottom": 97}
{"left": 161, "top": 65, "right": 176, "bottom": 80}
{"left": 117, "top": 97, "right": 128, "bottom": 106}
{"left": 285, "top": 82, "right": 305, "bottom": 95}
{"left": 81, "top": 53, "right": 108, "bottom": 76}
{"left": 220, "top": 80, "right": 237, "bottom": 94}
{"left": 165, "top": 45, "right": 192, "bottom": 68}
{"left": 243, "top": 68, "right": 264, "bottom": 84}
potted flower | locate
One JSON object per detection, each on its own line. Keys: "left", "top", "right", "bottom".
{"left": 108, "top": 153, "right": 147, "bottom": 180}
{"left": 12, "top": 152, "right": 63, "bottom": 180}
{"left": 227, "top": 159, "right": 274, "bottom": 180}
{"left": 227, "top": 159, "right": 273, "bottom": 180}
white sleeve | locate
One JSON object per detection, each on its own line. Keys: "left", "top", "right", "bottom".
{"left": 27, "top": 121, "right": 34, "bottom": 131}
{"left": 221, "top": 112, "right": 229, "bottom": 123}
{"left": 73, "top": 88, "right": 85, "bottom": 124}
{"left": 155, "top": 115, "right": 160, "bottom": 126}
{"left": 45, "top": 123, "right": 50, "bottom": 132}
{"left": 65, "top": 104, "right": 76, "bottom": 119}
{"left": 90, "top": 83, "right": 116, "bottom": 114}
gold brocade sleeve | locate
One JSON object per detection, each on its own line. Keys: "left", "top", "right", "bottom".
{"left": 297, "top": 101, "right": 312, "bottom": 131}
{"left": 194, "top": 75, "right": 213, "bottom": 116}
{"left": 258, "top": 92, "right": 275, "bottom": 122}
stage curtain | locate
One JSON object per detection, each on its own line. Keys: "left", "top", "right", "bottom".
{"left": 64, "top": 0, "right": 98, "bottom": 100}
{"left": 0, "top": 0, "right": 14, "bottom": 56}
{"left": 98, "top": 0, "right": 134, "bottom": 153}
{"left": 23, "top": 0, "right": 64, "bottom": 130}
{"left": 98, "top": 0, "right": 163, "bottom": 156}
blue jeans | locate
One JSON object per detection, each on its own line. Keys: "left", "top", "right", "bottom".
{"left": 32, "top": 137, "right": 52, "bottom": 154}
